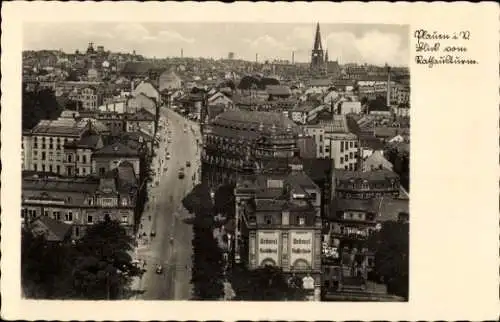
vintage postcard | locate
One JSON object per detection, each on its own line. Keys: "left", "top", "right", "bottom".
{"left": 1, "top": 2, "right": 499, "bottom": 321}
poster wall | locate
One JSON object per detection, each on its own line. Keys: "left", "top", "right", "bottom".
{"left": 289, "top": 230, "right": 314, "bottom": 270}
{"left": 256, "top": 230, "right": 281, "bottom": 266}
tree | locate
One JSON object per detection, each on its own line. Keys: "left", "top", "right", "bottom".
{"left": 230, "top": 265, "right": 307, "bottom": 301}
{"left": 22, "top": 85, "right": 63, "bottom": 130}
{"left": 213, "top": 184, "right": 235, "bottom": 219}
{"left": 188, "top": 183, "right": 225, "bottom": 300}
{"left": 72, "top": 219, "right": 142, "bottom": 299}
{"left": 21, "top": 229, "right": 76, "bottom": 299}
{"left": 367, "top": 221, "right": 409, "bottom": 300}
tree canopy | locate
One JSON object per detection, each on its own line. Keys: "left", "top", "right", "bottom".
{"left": 367, "top": 221, "right": 409, "bottom": 300}
{"left": 22, "top": 85, "right": 63, "bottom": 130}
{"left": 230, "top": 265, "right": 307, "bottom": 301}
{"left": 21, "top": 219, "right": 141, "bottom": 299}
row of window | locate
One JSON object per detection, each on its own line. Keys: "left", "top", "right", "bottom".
{"left": 339, "top": 152, "right": 358, "bottom": 164}
{"left": 248, "top": 214, "right": 307, "bottom": 226}
{"left": 340, "top": 141, "right": 358, "bottom": 153}
{"left": 22, "top": 208, "right": 130, "bottom": 224}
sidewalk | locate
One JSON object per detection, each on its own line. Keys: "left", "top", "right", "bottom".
{"left": 128, "top": 115, "right": 169, "bottom": 299}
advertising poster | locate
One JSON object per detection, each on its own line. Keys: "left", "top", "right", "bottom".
{"left": 256, "top": 230, "right": 280, "bottom": 267}
{"left": 289, "top": 230, "right": 314, "bottom": 270}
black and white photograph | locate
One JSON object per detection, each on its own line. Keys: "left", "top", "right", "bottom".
{"left": 19, "top": 21, "right": 410, "bottom": 302}
{"left": 2, "top": 2, "right": 499, "bottom": 321}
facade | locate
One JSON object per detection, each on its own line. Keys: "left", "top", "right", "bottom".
{"left": 234, "top": 158, "right": 323, "bottom": 300}
{"left": 78, "top": 86, "right": 101, "bottom": 110}
{"left": 125, "top": 108, "right": 156, "bottom": 137}
{"left": 290, "top": 103, "right": 326, "bottom": 125}
{"left": 127, "top": 92, "right": 157, "bottom": 115}
{"left": 22, "top": 118, "right": 91, "bottom": 175}
{"left": 22, "top": 163, "right": 137, "bottom": 239}
{"left": 207, "top": 92, "right": 234, "bottom": 110}
{"left": 202, "top": 110, "right": 299, "bottom": 187}
{"left": 63, "top": 134, "right": 104, "bottom": 177}
{"left": 303, "top": 115, "right": 359, "bottom": 170}
{"left": 332, "top": 169, "right": 401, "bottom": 199}
{"left": 92, "top": 142, "right": 142, "bottom": 177}
{"left": 133, "top": 81, "right": 160, "bottom": 104}
{"left": 79, "top": 111, "right": 125, "bottom": 137}
{"left": 158, "top": 70, "right": 182, "bottom": 92}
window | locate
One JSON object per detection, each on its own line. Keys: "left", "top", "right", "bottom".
{"left": 76, "top": 168, "right": 79, "bottom": 175}
{"left": 42, "top": 143, "right": 46, "bottom": 149}
{"left": 49, "top": 165, "right": 53, "bottom": 173}
{"left": 310, "top": 192, "right": 317, "bottom": 200}
{"left": 34, "top": 151, "right": 38, "bottom": 157}
{"left": 87, "top": 214, "right": 93, "bottom": 224}
{"left": 297, "top": 216, "right": 305, "bottom": 226}
{"left": 34, "top": 164, "right": 38, "bottom": 171}
{"left": 82, "top": 168, "right": 86, "bottom": 175}
{"left": 87, "top": 198, "right": 94, "bottom": 205}
{"left": 264, "top": 215, "right": 273, "bottom": 225}
{"left": 340, "top": 157, "right": 343, "bottom": 164}
{"left": 44, "top": 210, "right": 49, "bottom": 217}
{"left": 42, "top": 164, "right": 46, "bottom": 172}
{"left": 54, "top": 211, "right": 61, "bottom": 221}
{"left": 121, "top": 215, "right": 128, "bottom": 224}
{"left": 319, "top": 134, "right": 323, "bottom": 142}
{"left": 340, "top": 141, "right": 344, "bottom": 153}
{"left": 99, "top": 168, "right": 106, "bottom": 176}
{"left": 344, "top": 165, "right": 348, "bottom": 170}
{"left": 65, "top": 212, "right": 73, "bottom": 222}
{"left": 350, "top": 141, "right": 353, "bottom": 148}
{"left": 75, "top": 226, "right": 80, "bottom": 237}
{"left": 349, "top": 152, "right": 353, "bottom": 159}
{"left": 41, "top": 152, "right": 46, "bottom": 160}
{"left": 56, "top": 165, "right": 60, "bottom": 174}
{"left": 68, "top": 154, "right": 72, "bottom": 162}
{"left": 49, "top": 143, "right": 53, "bottom": 149}
{"left": 121, "top": 198, "right": 128, "bottom": 206}
{"left": 82, "top": 155, "right": 87, "bottom": 163}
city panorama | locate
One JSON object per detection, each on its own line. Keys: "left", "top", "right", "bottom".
{"left": 21, "top": 22, "right": 410, "bottom": 301}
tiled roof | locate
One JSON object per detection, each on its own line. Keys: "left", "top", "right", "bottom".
{"left": 213, "top": 110, "right": 297, "bottom": 131}
{"left": 335, "top": 169, "right": 399, "bottom": 182}
{"left": 127, "top": 108, "right": 155, "bottom": 121}
{"left": 333, "top": 198, "right": 377, "bottom": 213}
{"left": 266, "top": 85, "right": 292, "bottom": 96}
{"left": 33, "top": 216, "right": 72, "bottom": 242}
{"left": 301, "top": 158, "right": 332, "bottom": 183}
{"left": 286, "top": 171, "right": 318, "bottom": 190}
{"left": 65, "top": 134, "right": 101, "bottom": 149}
{"left": 93, "top": 142, "right": 140, "bottom": 157}
{"left": 31, "top": 118, "right": 88, "bottom": 137}
{"left": 23, "top": 175, "right": 100, "bottom": 193}
{"left": 308, "top": 78, "right": 332, "bottom": 87}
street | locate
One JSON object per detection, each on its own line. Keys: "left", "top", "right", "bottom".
{"left": 133, "top": 107, "right": 201, "bottom": 300}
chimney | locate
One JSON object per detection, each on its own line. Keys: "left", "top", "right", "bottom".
{"left": 181, "top": 48, "right": 184, "bottom": 58}
{"left": 386, "top": 65, "right": 391, "bottom": 108}
{"left": 292, "top": 51, "right": 295, "bottom": 65}
{"left": 256, "top": 53, "right": 258, "bottom": 63}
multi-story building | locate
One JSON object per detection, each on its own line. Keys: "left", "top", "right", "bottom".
{"left": 125, "top": 108, "right": 156, "bottom": 137}
{"left": 234, "top": 157, "right": 323, "bottom": 300}
{"left": 332, "top": 169, "right": 401, "bottom": 200}
{"left": 201, "top": 109, "right": 299, "bottom": 188}
{"left": 63, "top": 134, "right": 104, "bottom": 177}
{"left": 22, "top": 118, "right": 92, "bottom": 175}
{"left": 79, "top": 110, "right": 125, "bottom": 138}
{"left": 78, "top": 86, "right": 102, "bottom": 110}
{"left": 303, "top": 114, "right": 359, "bottom": 170}
{"left": 21, "top": 162, "right": 138, "bottom": 239}
{"left": 92, "top": 141, "right": 142, "bottom": 177}
{"left": 127, "top": 93, "right": 157, "bottom": 115}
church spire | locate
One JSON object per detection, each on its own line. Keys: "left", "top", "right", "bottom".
{"left": 313, "top": 22, "right": 323, "bottom": 51}
{"left": 325, "top": 49, "right": 329, "bottom": 63}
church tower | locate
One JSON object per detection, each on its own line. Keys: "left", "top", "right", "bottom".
{"left": 310, "top": 23, "right": 325, "bottom": 72}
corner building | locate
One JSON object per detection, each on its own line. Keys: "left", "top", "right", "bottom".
{"left": 202, "top": 110, "right": 299, "bottom": 188}
{"left": 234, "top": 157, "right": 322, "bottom": 300}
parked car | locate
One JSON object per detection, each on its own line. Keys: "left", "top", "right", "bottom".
{"left": 166, "top": 152, "right": 171, "bottom": 160}
{"left": 156, "top": 265, "right": 163, "bottom": 274}
{"left": 186, "top": 161, "right": 191, "bottom": 167}
{"left": 178, "top": 170, "right": 185, "bottom": 179}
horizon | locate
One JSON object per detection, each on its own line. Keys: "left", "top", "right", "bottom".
{"left": 23, "top": 22, "right": 410, "bottom": 67}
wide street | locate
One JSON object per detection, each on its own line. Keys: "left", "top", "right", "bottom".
{"left": 133, "top": 107, "right": 201, "bottom": 300}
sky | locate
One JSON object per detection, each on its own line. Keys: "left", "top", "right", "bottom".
{"left": 24, "top": 22, "right": 409, "bottom": 66}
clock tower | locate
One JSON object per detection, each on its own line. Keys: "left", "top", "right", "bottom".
{"left": 310, "top": 23, "right": 325, "bottom": 72}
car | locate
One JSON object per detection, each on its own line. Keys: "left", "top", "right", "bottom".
{"left": 186, "top": 161, "right": 191, "bottom": 167}
{"left": 167, "top": 138, "right": 172, "bottom": 143}
{"left": 156, "top": 265, "right": 163, "bottom": 274}
{"left": 166, "top": 153, "right": 171, "bottom": 160}
{"left": 178, "top": 171, "right": 185, "bottom": 179}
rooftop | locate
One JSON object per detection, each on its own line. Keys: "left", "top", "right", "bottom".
{"left": 93, "top": 142, "right": 140, "bottom": 157}
{"left": 30, "top": 118, "right": 89, "bottom": 137}
{"left": 335, "top": 169, "right": 400, "bottom": 182}
{"left": 212, "top": 110, "right": 297, "bottom": 132}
